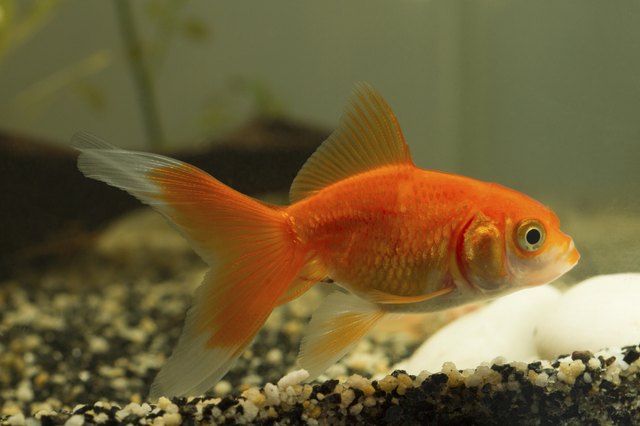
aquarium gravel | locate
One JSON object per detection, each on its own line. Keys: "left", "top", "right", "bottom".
{"left": 2, "top": 209, "right": 640, "bottom": 425}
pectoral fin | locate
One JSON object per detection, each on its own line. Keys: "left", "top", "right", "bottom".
{"left": 298, "top": 291, "right": 385, "bottom": 380}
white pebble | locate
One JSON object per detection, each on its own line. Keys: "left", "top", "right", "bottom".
{"left": 93, "top": 413, "right": 109, "bottom": 424}
{"left": 263, "top": 383, "right": 280, "bottom": 406}
{"left": 111, "top": 377, "right": 128, "bottom": 390}
{"left": 164, "top": 402, "right": 179, "bottom": 415}
{"left": 72, "top": 405, "right": 86, "bottom": 413}
{"left": 94, "top": 401, "right": 112, "bottom": 409}
{"left": 242, "top": 387, "right": 265, "bottom": 406}
{"left": 162, "top": 412, "right": 182, "bottom": 426}
{"left": 395, "top": 286, "right": 560, "bottom": 373}
{"left": 87, "top": 336, "right": 109, "bottom": 353}
{"left": 346, "top": 351, "right": 387, "bottom": 373}
{"left": 156, "top": 396, "right": 172, "bottom": 410}
{"left": 345, "top": 374, "right": 373, "bottom": 394}
{"left": 241, "top": 374, "right": 263, "bottom": 387}
{"left": 535, "top": 372, "right": 549, "bottom": 387}
{"left": 213, "top": 380, "right": 232, "bottom": 396}
{"left": 277, "top": 369, "right": 309, "bottom": 388}
{"left": 7, "top": 412, "right": 25, "bottom": 426}
{"left": 535, "top": 274, "right": 640, "bottom": 359}
{"left": 126, "top": 402, "right": 151, "bottom": 417}
{"left": 64, "top": 414, "right": 85, "bottom": 426}
{"left": 265, "top": 348, "right": 283, "bottom": 365}
{"left": 565, "top": 360, "right": 585, "bottom": 382}
{"left": 16, "top": 381, "right": 34, "bottom": 402}
{"left": 340, "top": 388, "right": 356, "bottom": 408}
{"left": 239, "top": 400, "right": 259, "bottom": 422}
{"left": 325, "top": 363, "right": 347, "bottom": 378}
{"left": 34, "top": 408, "right": 56, "bottom": 419}
{"left": 464, "top": 372, "right": 483, "bottom": 388}
{"left": 119, "top": 327, "right": 147, "bottom": 344}
{"left": 349, "top": 403, "right": 363, "bottom": 416}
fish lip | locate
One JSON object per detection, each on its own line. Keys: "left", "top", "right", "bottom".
{"left": 562, "top": 239, "right": 580, "bottom": 267}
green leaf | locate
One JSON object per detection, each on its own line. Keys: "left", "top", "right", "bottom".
{"left": 181, "top": 17, "right": 208, "bottom": 42}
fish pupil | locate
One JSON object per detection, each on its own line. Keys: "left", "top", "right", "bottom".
{"left": 525, "top": 228, "right": 541, "bottom": 245}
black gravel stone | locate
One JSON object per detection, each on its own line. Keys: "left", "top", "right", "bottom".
{"left": 491, "top": 362, "right": 514, "bottom": 380}
{"left": 599, "top": 379, "right": 616, "bottom": 392}
{"left": 571, "top": 350, "right": 593, "bottom": 363}
{"left": 318, "top": 378, "right": 339, "bottom": 395}
{"left": 351, "top": 387, "right": 364, "bottom": 404}
{"left": 421, "top": 373, "right": 449, "bottom": 394}
{"left": 390, "top": 369, "right": 407, "bottom": 378}
{"left": 215, "top": 396, "right": 236, "bottom": 412}
{"left": 623, "top": 349, "right": 640, "bottom": 365}
{"left": 324, "top": 392, "right": 342, "bottom": 404}
{"left": 373, "top": 388, "right": 387, "bottom": 398}
{"left": 383, "top": 404, "right": 403, "bottom": 424}
{"left": 528, "top": 361, "right": 543, "bottom": 373}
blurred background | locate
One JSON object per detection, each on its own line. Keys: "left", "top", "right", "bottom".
{"left": 0, "top": 0, "right": 639, "bottom": 276}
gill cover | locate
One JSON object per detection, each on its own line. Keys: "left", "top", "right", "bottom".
{"left": 459, "top": 212, "right": 509, "bottom": 291}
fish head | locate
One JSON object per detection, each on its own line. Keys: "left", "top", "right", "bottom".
{"left": 458, "top": 189, "right": 580, "bottom": 296}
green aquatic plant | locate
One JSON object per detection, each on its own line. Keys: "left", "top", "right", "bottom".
{"left": 114, "top": 0, "right": 211, "bottom": 148}
{"left": 200, "top": 77, "right": 287, "bottom": 134}
{"left": 1, "top": 0, "right": 284, "bottom": 149}
{"left": 0, "top": 0, "right": 113, "bottom": 124}
{"left": 114, "top": 0, "right": 165, "bottom": 149}
{"left": 0, "top": 0, "right": 60, "bottom": 60}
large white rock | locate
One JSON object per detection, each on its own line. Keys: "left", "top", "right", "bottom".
{"left": 394, "top": 286, "right": 562, "bottom": 373}
{"left": 534, "top": 273, "right": 640, "bottom": 359}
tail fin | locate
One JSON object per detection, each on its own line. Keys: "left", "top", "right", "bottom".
{"left": 74, "top": 133, "right": 308, "bottom": 397}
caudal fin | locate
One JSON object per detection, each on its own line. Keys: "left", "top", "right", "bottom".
{"left": 74, "top": 132, "right": 309, "bottom": 397}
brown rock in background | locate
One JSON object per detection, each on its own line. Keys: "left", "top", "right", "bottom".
{"left": 0, "top": 118, "right": 328, "bottom": 274}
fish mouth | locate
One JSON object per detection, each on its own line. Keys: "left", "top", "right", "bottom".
{"left": 563, "top": 239, "right": 580, "bottom": 268}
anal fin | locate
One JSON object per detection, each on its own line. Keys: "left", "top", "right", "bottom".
{"left": 298, "top": 291, "right": 384, "bottom": 380}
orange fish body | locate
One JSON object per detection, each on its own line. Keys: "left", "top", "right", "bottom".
{"left": 75, "top": 83, "right": 579, "bottom": 398}
{"left": 290, "top": 165, "right": 575, "bottom": 311}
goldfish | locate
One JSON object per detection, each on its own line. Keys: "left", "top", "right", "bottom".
{"left": 74, "top": 83, "right": 579, "bottom": 398}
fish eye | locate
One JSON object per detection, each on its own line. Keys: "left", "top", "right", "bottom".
{"left": 516, "top": 219, "right": 546, "bottom": 252}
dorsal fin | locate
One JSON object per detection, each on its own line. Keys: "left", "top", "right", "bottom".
{"left": 289, "top": 83, "right": 413, "bottom": 203}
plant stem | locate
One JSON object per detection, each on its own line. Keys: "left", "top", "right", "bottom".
{"left": 114, "top": 0, "right": 164, "bottom": 149}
